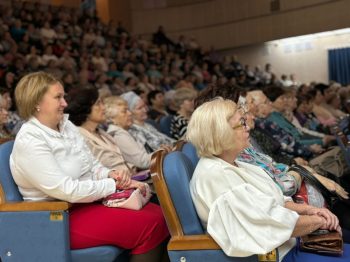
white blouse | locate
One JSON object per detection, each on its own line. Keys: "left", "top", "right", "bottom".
{"left": 190, "top": 157, "right": 299, "bottom": 260}
{"left": 10, "top": 115, "right": 116, "bottom": 203}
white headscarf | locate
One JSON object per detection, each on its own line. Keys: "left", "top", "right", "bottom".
{"left": 121, "top": 91, "right": 141, "bottom": 111}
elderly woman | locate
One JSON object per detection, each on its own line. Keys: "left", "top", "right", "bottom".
{"left": 195, "top": 84, "right": 348, "bottom": 202}
{"left": 10, "top": 72, "right": 169, "bottom": 261}
{"left": 0, "top": 96, "right": 11, "bottom": 141}
{"left": 104, "top": 96, "right": 152, "bottom": 169}
{"left": 170, "top": 87, "right": 197, "bottom": 140}
{"left": 187, "top": 98, "right": 349, "bottom": 261}
{"left": 0, "top": 87, "right": 22, "bottom": 135}
{"left": 121, "top": 91, "right": 174, "bottom": 152}
{"left": 65, "top": 87, "right": 136, "bottom": 174}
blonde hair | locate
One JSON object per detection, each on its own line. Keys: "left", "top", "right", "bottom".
{"left": 173, "top": 87, "right": 197, "bottom": 109}
{"left": 15, "top": 72, "right": 60, "bottom": 120}
{"left": 186, "top": 98, "right": 237, "bottom": 157}
{"left": 104, "top": 96, "right": 128, "bottom": 122}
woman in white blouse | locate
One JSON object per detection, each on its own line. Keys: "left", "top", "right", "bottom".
{"left": 10, "top": 72, "right": 169, "bottom": 261}
{"left": 186, "top": 98, "right": 348, "bottom": 261}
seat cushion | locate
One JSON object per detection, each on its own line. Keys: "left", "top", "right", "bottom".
{"left": 71, "top": 246, "right": 125, "bottom": 262}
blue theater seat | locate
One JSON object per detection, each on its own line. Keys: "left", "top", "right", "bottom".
{"left": 150, "top": 149, "right": 258, "bottom": 262}
{"left": 0, "top": 141, "right": 126, "bottom": 262}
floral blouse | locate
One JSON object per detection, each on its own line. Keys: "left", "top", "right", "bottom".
{"left": 128, "top": 122, "right": 175, "bottom": 152}
{"left": 255, "top": 117, "right": 313, "bottom": 159}
{"left": 237, "top": 147, "right": 298, "bottom": 196}
{"left": 267, "top": 111, "right": 322, "bottom": 146}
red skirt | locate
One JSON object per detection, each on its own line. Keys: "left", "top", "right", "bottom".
{"left": 69, "top": 202, "right": 169, "bottom": 254}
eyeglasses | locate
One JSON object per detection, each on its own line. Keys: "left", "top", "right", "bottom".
{"left": 232, "top": 117, "right": 248, "bottom": 130}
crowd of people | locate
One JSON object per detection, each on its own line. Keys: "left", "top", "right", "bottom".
{"left": 1, "top": 0, "right": 350, "bottom": 261}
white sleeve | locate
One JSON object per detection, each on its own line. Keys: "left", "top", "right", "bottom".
{"left": 207, "top": 184, "right": 299, "bottom": 257}
{"left": 292, "top": 117, "right": 324, "bottom": 138}
{"left": 11, "top": 135, "right": 116, "bottom": 203}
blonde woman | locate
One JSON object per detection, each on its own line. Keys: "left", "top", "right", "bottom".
{"left": 187, "top": 98, "right": 347, "bottom": 261}
{"left": 10, "top": 72, "right": 169, "bottom": 261}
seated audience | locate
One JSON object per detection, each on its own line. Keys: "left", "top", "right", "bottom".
{"left": 282, "top": 90, "right": 335, "bottom": 145}
{"left": 195, "top": 84, "right": 348, "bottom": 202}
{"left": 263, "top": 85, "right": 325, "bottom": 150}
{"left": 147, "top": 90, "right": 168, "bottom": 122}
{"left": 327, "top": 93, "right": 347, "bottom": 119}
{"left": 65, "top": 87, "right": 136, "bottom": 173}
{"left": 312, "top": 84, "right": 338, "bottom": 126}
{"left": 187, "top": 98, "right": 349, "bottom": 260}
{"left": 0, "top": 95, "right": 11, "bottom": 140}
{"left": 121, "top": 91, "right": 174, "bottom": 152}
{"left": 170, "top": 87, "right": 197, "bottom": 140}
{"left": 104, "top": 95, "right": 152, "bottom": 169}
{"left": 10, "top": 72, "right": 169, "bottom": 261}
{"left": 0, "top": 87, "right": 22, "bottom": 135}
{"left": 294, "top": 93, "right": 331, "bottom": 135}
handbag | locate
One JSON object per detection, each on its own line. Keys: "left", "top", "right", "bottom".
{"left": 309, "top": 146, "right": 347, "bottom": 178}
{"left": 288, "top": 165, "right": 339, "bottom": 209}
{"left": 300, "top": 230, "right": 343, "bottom": 256}
{"left": 289, "top": 165, "right": 350, "bottom": 231}
{"left": 102, "top": 184, "right": 152, "bottom": 210}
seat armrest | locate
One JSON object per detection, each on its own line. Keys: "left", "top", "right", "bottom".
{"left": 0, "top": 201, "right": 71, "bottom": 211}
{"left": 168, "top": 234, "right": 221, "bottom": 250}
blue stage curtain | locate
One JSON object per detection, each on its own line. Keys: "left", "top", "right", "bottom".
{"left": 328, "top": 47, "right": 350, "bottom": 85}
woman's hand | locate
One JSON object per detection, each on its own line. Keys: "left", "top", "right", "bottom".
{"left": 125, "top": 180, "right": 148, "bottom": 196}
{"left": 313, "top": 173, "right": 349, "bottom": 199}
{"left": 306, "top": 207, "right": 339, "bottom": 231}
{"left": 109, "top": 169, "right": 132, "bottom": 189}
{"left": 293, "top": 157, "right": 308, "bottom": 166}
{"left": 309, "top": 144, "right": 325, "bottom": 154}
{"left": 322, "top": 135, "right": 336, "bottom": 145}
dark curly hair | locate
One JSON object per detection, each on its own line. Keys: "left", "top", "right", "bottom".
{"left": 65, "top": 87, "right": 99, "bottom": 126}
{"left": 194, "top": 82, "right": 246, "bottom": 109}
{"left": 263, "top": 85, "right": 286, "bottom": 102}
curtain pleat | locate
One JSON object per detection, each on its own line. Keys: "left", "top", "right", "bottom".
{"left": 328, "top": 47, "right": 350, "bottom": 85}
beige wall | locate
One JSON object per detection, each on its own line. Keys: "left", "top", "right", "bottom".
{"left": 224, "top": 31, "right": 350, "bottom": 84}
{"left": 130, "top": 0, "right": 350, "bottom": 50}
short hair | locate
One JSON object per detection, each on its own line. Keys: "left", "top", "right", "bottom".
{"left": 194, "top": 82, "right": 245, "bottom": 109}
{"left": 15, "top": 72, "right": 60, "bottom": 120}
{"left": 104, "top": 96, "right": 128, "bottom": 122}
{"left": 263, "top": 85, "right": 286, "bottom": 102}
{"left": 314, "top": 83, "right": 329, "bottom": 95}
{"left": 65, "top": 87, "right": 98, "bottom": 126}
{"left": 296, "top": 93, "right": 314, "bottom": 108}
{"left": 147, "top": 90, "right": 162, "bottom": 106}
{"left": 186, "top": 98, "right": 237, "bottom": 157}
{"left": 173, "top": 87, "right": 197, "bottom": 109}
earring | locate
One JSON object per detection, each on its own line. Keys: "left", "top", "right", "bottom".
{"left": 36, "top": 107, "right": 40, "bottom": 112}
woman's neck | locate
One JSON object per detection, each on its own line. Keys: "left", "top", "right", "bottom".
{"left": 217, "top": 149, "right": 240, "bottom": 166}
{"left": 133, "top": 119, "right": 145, "bottom": 126}
{"left": 81, "top": 120, "right": 99, "bottom": 133}
{"left": 35, "top": 115, "right": 60, "bottom": 131}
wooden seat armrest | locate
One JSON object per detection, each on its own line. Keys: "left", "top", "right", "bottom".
{"left": 168, "top": 234, "right": 221, "bottom": 250}
{"left": 0, "top": 201, "right": 71, "bottom": 211}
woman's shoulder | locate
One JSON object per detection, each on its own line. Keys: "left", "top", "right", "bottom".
{"left": 193, "top": 157, "right": 238, "bottom": 182}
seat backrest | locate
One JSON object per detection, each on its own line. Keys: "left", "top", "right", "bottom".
{"left": 159, "top": 115, "right": 173, "bottom": 137}
{"left": 0, "top": 140, "right": 23, "bottom": 202}
{"left": 162, "top": 151, "right": 204, "bottom": 235}
{"left": 181, "top": 142, "right": 200, "bottom": 171}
